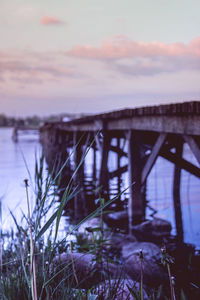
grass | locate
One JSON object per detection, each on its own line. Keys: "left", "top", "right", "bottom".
{"left": 0, "top": 152, "right": 200, "bottom": 299}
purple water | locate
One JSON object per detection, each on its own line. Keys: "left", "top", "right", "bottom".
{"left": 1, "top": 128, "right": 200, "bottom": 248}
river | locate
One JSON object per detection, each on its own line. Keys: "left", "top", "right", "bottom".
{"left": 0, "top": 128, "right": 200, "bottom": 248}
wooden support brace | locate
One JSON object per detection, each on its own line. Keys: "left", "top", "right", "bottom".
{"left": 173, "top": 142, "right": 184, "bottom": 242}
{"left": 110, "top": 145, "right": 127, "bottom": 157}
{"left": 160, "top": 148, "right": 200, "bottom": 178}
{"left": 183, "top": 135, "right": 200, "bottom": 165}
{"left": 141, "top": 133, "right": 167, "bottom": 185}
{"left": 109, "top": 165, "right": 128, "bottom": 179}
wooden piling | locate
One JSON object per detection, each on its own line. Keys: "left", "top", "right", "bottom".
{"left": 173, "top": 141, "right": 184, "bottom": 242}
{"left": 73, "top": 132, "right": 87, "bottom": 220}
{"left": 127, "top": 130, "right": 145, "bottom": 231}
{"left": 99, "top": 132, "right": 110, "bottom": 199}
{"left": 117, "top": 138, "right": 121, "bottom": 197}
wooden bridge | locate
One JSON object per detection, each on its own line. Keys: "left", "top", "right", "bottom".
{"left": 12, "top": 125, "right": 39, "bottom": 142}
{"left": 40, "top": 101, "right": 200, "bottom": 241}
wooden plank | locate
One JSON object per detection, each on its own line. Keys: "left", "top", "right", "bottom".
{"left": 48, "top": 115, "right": 200, "bottom": 135}
{"left": 110, "top": 145, "right": 127, "bottom": 157}
{"left": 141, "top": 133, "right": 167, "bottom": 184}
{"left": 160, "top": 148, "right": 200, "bottom": 178}
{"left": 183, "top": 135, "right": 200, "bottom": 165}
{"left": 173, "top": 142, "right": 183, "bottom": 242}
{"left": 109, "top": 165, "right": 128, "bottom": 179}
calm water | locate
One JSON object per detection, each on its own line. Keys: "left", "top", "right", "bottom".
{"left": 0, "top": 128, "right": 200, "bottom": 248}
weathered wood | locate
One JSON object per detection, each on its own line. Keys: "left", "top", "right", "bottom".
{"left": 173, "top": 142, "right": 184, "bottom": 242}
{"left": 160, "top": 148, "right": 200, "bottom": 178}
{"left": 117, "top": 138, "right": 121, "bottom": 196}
{"left": 40, "top": 101, "right": 200, "bottom": 242}
{"left": 92, "top": 146, "right": 97, "bottom": 183}
{"left": 109, "top": 165, "right": 128, "bottom": 179}
{"left": 141, "top": 133, "right": 167, "bottom": 184}
{"left": 183, "top": 135, "right": 200, "bottom": 165}
{"left": 51, "top": 115, "right": 200, "bottom": 135}
{"left": 99, "top": 132, "right": 110, "bottom": 198}
{"left": 110, "top": 145, "right": 127, "bottom": 157}
{"left": 127, "top": 131, "right": 145, "bottom": 230}
{"left": 73, "top": 132, "right": 87, "bottom": 220}
{"left": 47, "top": 101, "right": 200, "bottom": 135}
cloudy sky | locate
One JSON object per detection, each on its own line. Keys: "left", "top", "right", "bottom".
{"left": 0, "top": 0, "right": 200, "bottom": 116}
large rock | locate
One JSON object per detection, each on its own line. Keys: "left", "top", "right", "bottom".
{"left": 122, "top": 242, "right": 161, "bottom": 262}
{"left": 124, "top": 253, "right": 167, "bottom": 287}
{"left": 77, "top": 217, "right": 108, "bottom": 234}
{"left": 132, "top": 218, "right": 172, "bottom": 242}
{"left": 52, "top": 252, "right": 126, "bottom": 288}
{"left": 108, "top": 232, "right": 137, "bottom": 255}
{"left": 104, "top": 210, "right": 128, "bottom": 231}
{"left": 94, "top": 279, "right": 148, "bottom": 300}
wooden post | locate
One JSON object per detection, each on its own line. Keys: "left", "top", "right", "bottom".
{"left": 99, "top": 132, "right": 110, "bottom": 199}
{"left": 173, "top": 141, "right": 184, "bottom": 242}
{"left": 127, "top": 130, "right": 145, "bottom": 231}
{"left": 117, "top": 138, "right": 121, "bottom": 198}
{"left": 12, "top": 126, "right": 18, "bottom": 142}
{"left": 73, "top": 132, "right": 86, "bottom": 220}
{"left": 93, "top": 144, "right": 97, "bottom": 183}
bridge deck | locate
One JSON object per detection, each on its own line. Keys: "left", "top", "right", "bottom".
{"left": 41, "top": 101, "right": 200, "bottom": 135}
{"left": 40, "top": 101, "right": 200, "bottom": 239}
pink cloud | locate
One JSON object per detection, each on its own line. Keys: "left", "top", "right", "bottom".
{"left": 67, "top": 36, "right": 200, "bottom": 59}
{"left": 0, "top": 50, "right": 79, "bottom": 85}
{"left": 65, "top": 36, "right": 200, "bottom": 77}
{"left": 40, "top": 16, "right": 64, "bottom": 26}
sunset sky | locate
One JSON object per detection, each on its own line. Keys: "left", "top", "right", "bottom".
{"left": 0, "top": 0, "right": 200, "bottom": 116}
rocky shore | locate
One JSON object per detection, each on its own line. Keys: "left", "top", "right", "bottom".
{"left": 51, "top": 213, "right": 200, "bottom": 298}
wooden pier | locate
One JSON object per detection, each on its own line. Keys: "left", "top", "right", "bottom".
{"left": 12, "top": 125, "right": 39, "bottom": 142}
{"left": 40, "top": 101, "right": 200, "bottom": 239}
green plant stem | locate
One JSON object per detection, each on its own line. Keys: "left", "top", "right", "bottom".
{"left": 25, "top": 179, "right": 38, "bottom": 300}
{"left": 167, "top": 263, "right": 175, "bottom": 300}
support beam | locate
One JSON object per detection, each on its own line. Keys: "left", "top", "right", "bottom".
{"left": 141, "top": 133, "right": 167, "bottom": 184}
{"left": 110, "top": 145, "right": 127, "bottom": 157}
{"left": 117, "top": 138, "right": 121, "bottom": 197}
{"left": 109, "top": 165, "right": 128, "bottom": 179}
{"left": 127, "top": 131, "right": 145, "bottom": 231}
{"left": 160, "top": 148, "right": 200, "bottom": 178}
{"left": 173, "top": 142, "right": 184, "bottom": 242}
{"left": 73, "top": 132, "right": 87, "bottom": 220}
{"left": 183, "top": 135, "right": 200, "bottom": 165}
{"left": 92, "top": 145, "right": 97, "bottom": 183}
{"left": 99, "top": 132, "right": 110, "bottom": 198}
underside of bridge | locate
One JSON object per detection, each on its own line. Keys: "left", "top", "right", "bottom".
{"left": 40, "top": 101, "right": 200, "bottom": 242}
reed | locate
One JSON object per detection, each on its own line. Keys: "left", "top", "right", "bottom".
{"left": 1, "top": 150, "right": 199, "bottom": 299}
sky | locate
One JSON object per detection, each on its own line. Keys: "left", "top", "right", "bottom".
{"left": 0, "top": 0, "right": 200, "bottom": 116}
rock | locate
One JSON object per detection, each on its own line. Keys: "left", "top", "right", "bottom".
{"left": 104, "top": 210, "right": 129, "bottom": 231}
{"left": 122, "top": 242, "right": 161, "bottom": 262}
{"left": 108, "top": 232, "right": 137, "bottom": 254}
{"left": 124, "top": 253, "right": 167, "bottom": 287}
{"left": 77, "top": 217, "right": 108, "bottom": 235}
{"left": 94, "top": 279, "right": 148, "bottom": 300}
{"left": 52, "top": 252, "right": 125, "bottom": 288}
{"left": 132, "top": 218, "right": 172, "bottom": 242}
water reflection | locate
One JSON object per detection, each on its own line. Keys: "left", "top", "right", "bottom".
{"left": 1, "top": 128, "right": 200, "bottom": 249}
